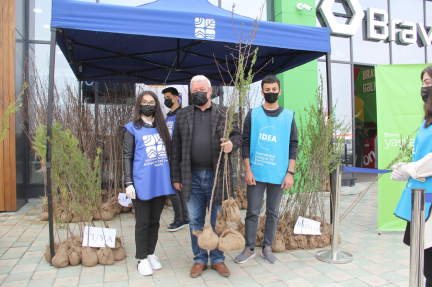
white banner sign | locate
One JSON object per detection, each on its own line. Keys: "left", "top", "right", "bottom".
{"left": 82, "top": 226, "right": 116, "bottom": 248}
{"left": 293, "top": 216, "right": 322, "bottom": 236}
{"left": 118, "top": 193, "right": 132, "bottom": 207}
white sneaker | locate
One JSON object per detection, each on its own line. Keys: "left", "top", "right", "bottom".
{"left": 147, "top": 254, "right": 162, "bottom": 270}
{"left": 138, "top": 259, "right": 153, "bottom": 276}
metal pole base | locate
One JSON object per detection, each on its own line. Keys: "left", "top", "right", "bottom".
{"left": 316, "top": 249, "right": 353, "bottom": 264}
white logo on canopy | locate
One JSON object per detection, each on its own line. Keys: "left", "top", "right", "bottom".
{"left": 195, "top": 18, "right": 216, "bottom": 39}
{"left": 143, "top": 134, "right": 167, "bottom": 159}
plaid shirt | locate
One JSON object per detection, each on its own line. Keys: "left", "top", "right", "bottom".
{"left": 170, "top": 102, "right": 242, "bottom": 205}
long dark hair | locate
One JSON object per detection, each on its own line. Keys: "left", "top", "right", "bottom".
{"left": 133, "top": 91, "right": 171, "bottom": 157}
{"left": 421, "top": 65, "right": 432, "bottom": 127}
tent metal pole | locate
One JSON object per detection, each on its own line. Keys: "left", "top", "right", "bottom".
{"left": 46, "top": 28, "right": 57, "bottom": 263}
{"left": 326, "top": 52, "right": 335, "bottom": 224}
{"left": 95, "top": 82, "right": 99, "bottom": 143}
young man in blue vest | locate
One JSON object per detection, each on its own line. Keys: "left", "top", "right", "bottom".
{"left": 163, "top": 87, "right": 189, "bottom": 232}
{"left": 235, "top": 75, "right": 298, "bottom": 264}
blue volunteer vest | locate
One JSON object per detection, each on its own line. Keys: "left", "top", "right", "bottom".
{"left": 250, "top": 106, "right": 293, "bottom": 185}
{"left": 166, "top": 114, "right": 176, "bottom": 139}
{"left": 123, "top": 122, "right": 175, "bottom": 200}
{"left": 394, "top": 120, "right": 432, "bottom": 221}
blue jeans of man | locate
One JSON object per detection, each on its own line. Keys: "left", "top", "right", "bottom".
{"left": 187, "top": 169, "right": 225, "bottom": 265}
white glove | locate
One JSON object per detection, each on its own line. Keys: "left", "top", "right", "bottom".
{"left": 390, "top": 162, "right": 410, "bottom": 182}
{"left": 126, "top": 185, "right": 136, "bottom": 199}
{"left": 405, "top": 153, "right": 432, "bottom": 182}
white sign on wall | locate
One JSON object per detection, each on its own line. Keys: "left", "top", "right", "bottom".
{"left": 82, "top": 226, "right": 116, "bottom": 248}
{"left": 319, "top": 0, "right": 432, "bottom": 46}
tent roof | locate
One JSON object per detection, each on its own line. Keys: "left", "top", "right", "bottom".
{"left": 51, "top": 0, "right": 331, "bottom": 85}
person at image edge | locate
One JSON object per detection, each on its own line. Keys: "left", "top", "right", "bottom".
{"left": 123, "top": 91, "right": 176, "bottom": 276}
{"left": 235, "top": 75, "right": 298, "bottom": 264}
{"left": 391, "top": 65, "right": 432, "bottom": 287}
{"left": 170, "top": 75, "right": 242, "bottom": 278}
{"left": 163, "top": 87, "right": 190, "bottom": 232}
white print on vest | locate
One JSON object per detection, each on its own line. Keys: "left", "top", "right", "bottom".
{"left": 167, "top": 121, "right": 174, "bottom": 137}
{"left": 258, "top": 126, "right": 276, "bottom": 151}
{"left": 143, "top": 134, "right": 167, "bottom": 159}
{"left": 259, "top": 133, "right": 277, "bottom": 142}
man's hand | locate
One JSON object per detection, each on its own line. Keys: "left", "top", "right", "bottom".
{"left": 125, "top": 185, "right": 136, "bottom": 199}
{"left": 173, "top": 183, "right": 183, "bottom": 191}
{"left": 220, "top": 139, "right": 233, "bottom": 154}
{"left": 281, "top": 173, "right": 293, "bottom": 191}
{"left": 245, "top": 170, "right": 256, "bottom": 186}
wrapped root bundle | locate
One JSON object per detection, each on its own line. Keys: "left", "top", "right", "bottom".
{"left": 101, "top": 189, "right": 109, "bottom": 203}
{"left": 82, "top": 247, "right": 99, "bottom": 267}
{"left": 60, "top": 211, "right": 73, "bottom": 223}
{"left": 222, "top": 198, "right": 240, "bottom": 222}
{"left": 97, "top": 246, "right": 115, "bottom": 265}
{"left": 285, "top": 236, "right": 298, "bottom": 250}
{"left": 192, "top": 226, "right": 219, "bottom": 250}
{"left": 215, "top": 210, "right": 229, "bottom": 235}
{"left": 295, "top": 235, "right": 307, "bottom": 249}
{"left": 100, "top": 202, "right": 114, "bottom": 221}
{"left": 235, "top": 220, "right": 245, "bottom": 237}
{"left": 218, "top": 229, "right": 245, "bottom": 252}
{"left": 44, "top": 242, "right": 60, "bottom": 262}
{"left": 272, "top": 232, "right": 285, "bottom": 252}
{"left": 121, "top": 206, "right": 131, "bottom": 213}
{"left": 52, "top": 242, "right": 70, "bottom": 268}
{"left": 68, "top": 245, "right": 82, "bottom": 266}
{"left": 113, "top": 237, "right": 126, "bottom": 261}
{"left": 165, "top": 197, "right": 172, "bottom": 206}
{"left": 307, "top": 235, "right": 318, "bottom": 250}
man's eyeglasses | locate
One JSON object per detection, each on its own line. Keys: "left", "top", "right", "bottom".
{"left": 141, "top": 100, "right": 156, "bottom": 105}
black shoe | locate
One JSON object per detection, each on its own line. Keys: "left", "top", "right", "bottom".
{"left": 183, "top": 220, "right": 189, "bottom": 226}
{"left": 167, "top": 221, "right": 185, "bottom": 232}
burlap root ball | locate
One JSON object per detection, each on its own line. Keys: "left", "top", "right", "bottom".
{"left": 218, "top": 229, "right": 245, "bottom": 252}
{"left": 97, "top": 246, "right": 115, "bottom": 265}
{"left": 82, "top": 247, "right": 98, "bottom": 267}
{"left": 52, "top": 242, "right": 70, "bottom": 268}
{"left": 192, "top": 225, "right": 219, "bottom": 250}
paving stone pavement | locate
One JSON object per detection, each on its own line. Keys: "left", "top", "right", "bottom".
{"left": 0, "top": 181, "right": 412, "bottom": 287}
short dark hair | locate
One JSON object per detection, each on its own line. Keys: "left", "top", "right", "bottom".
{"left": 261, "top": 75, "right": 280, "bottom": 90}
{"left": 162, "top": 87, "right": 179, "bottom": 96}
{"left": 355, "top": 122, "right": 361, "bottom": 126}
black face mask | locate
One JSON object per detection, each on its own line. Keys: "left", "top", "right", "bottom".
{"left": 192, "top": 91, "right": 209, "bottom": 106}
{"left": 421, "top": 86, "right": 431, "bottom": 103}
{"left": 164, "top": 98, "right": 174, "bottom": 108}
{"left": 264, "top": 92, "right": 279, "bottom": 104}
{"left": 140, "top": 105, "right": 156, "bottom": 117}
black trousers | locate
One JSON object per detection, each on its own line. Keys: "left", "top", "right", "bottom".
{"left": 355, "top": 147, "right": 364, "bottom": 167}
{"left": 403, "top": 222, "right": 432, "bottom": 287}
{"left": 168, "top": 190, "right": 189, "bottom": 223}
{"left": 133, "top": 195, "right": 166, "bottom": 259}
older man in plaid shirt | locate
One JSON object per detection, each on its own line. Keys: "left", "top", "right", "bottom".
{"left": 170, "top": 75, "right": 242, "bottom": 278}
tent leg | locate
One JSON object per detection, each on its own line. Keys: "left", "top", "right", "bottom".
{"left": 46, "top": 28, "right": 57, "bottom": 263}
{"left": 325, "top": 52, "right": 335, "bottom": 224}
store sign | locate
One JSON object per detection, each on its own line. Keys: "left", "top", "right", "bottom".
{"left": 319, "top": 0, "right": 432, "bottom": 46}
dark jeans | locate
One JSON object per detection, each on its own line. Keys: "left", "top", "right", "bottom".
{"left": 133, "top": 195, "right": 166, "bottom": 259}
{"left": 355, "top": 147, "right": 364, "bottom": 167}
{"left": 187, "top": 169, "right": 224, "bottom": 265}
{"left": 403, "top": 222, "right": 432, "bottom": 287}
{"left": 168, "top": 190, "right": 189, "bottom": 223}
{"left": 245, "top": 181, "right": 283, "bottom": 248}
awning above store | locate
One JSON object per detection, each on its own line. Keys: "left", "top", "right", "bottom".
{"left": 51, "top": 0, "right": 331, "bottom": 85}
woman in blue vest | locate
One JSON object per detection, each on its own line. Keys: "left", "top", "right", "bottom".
{"left": 391, "top": 65, "right": 432, "bottom": 287}
{"left": 123, "top": 91, "right": 175, "bottom": 276}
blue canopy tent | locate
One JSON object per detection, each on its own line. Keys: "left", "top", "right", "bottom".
{"left": 44, "top": 0, "right": 333, "bottom": 260}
